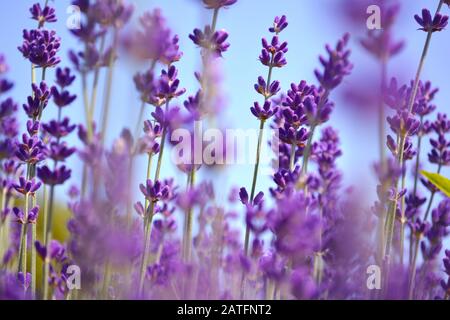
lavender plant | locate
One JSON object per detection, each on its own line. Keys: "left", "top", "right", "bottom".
{"left": 0, "top": 0, "right": 450, "bottom": 301}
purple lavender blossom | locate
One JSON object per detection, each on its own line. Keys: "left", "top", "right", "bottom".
{"left": 269, "top": 15, "right": 288, "bottom": 34}
{"left": 15, "top": 134, "right": 47, "bottom": 165}
{"left": 30, "top": 3, "right": 57, "bottom": 28}
{"left": 189, "top": 27, "right": 230, "bottom": 57}
{"left": 250, "top": 101, "right": 279, "bottom": 121}
{"left": 128, "top": 9, "right": 182, "bottom": 64}
{"left": 37, "top": 165, "right": 71, "bottom": 186}
{"left": 90, "top": 0, "right": 134, "bottom": 29}
{"left": 414, "top": 9, "right": 449, "bottom": 32}
{"left": 314, "top": 33, "right": 353, "bottom": 91}
{"left": 18, "top": 29, "right": 61, "bottom": 68}
{"left": 259, "top": 36, "right": 288, "bottom": 68}
{"left": 13, "top": 177, "right": 41, "bottom": 195}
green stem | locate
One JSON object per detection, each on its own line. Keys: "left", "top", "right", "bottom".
{"left": 378, "top": 59, "right": 387, "bottom": 166}
{"left": 301, "top": 90, "right": 330, "bottom": 176}
{"left": 383, "top": 134, "right": 406, "bottom": 279}
{"left": 43, "top": 184, "right": 55, "bottom": 300}
{"left": 138, "top": 201, "right": 155, "bottom": 295}
{"left": 406, "top": 0, "right": 444, "bottom": 114}
{"left": 382, "top": 0, "right": 443, "bottom": 291}
{"left": 289, "top": 143, "right": 296, "bottom": 171}
{"left": 143, "top": 152, "right": 154, "bottom": 230}
{"left": 137, "top": 150, "right": 155, "bottom": 295}
{"left": 244, "top": 119, "right": 265, "bottom": 256}
{"left": 211, "top": 8, "right": 219, "bottom": 33}
{"left": 89, "top": 34, "right": 106, "bottom": 121}
{"left": 184, "top": 168, "right": 196, "bottom": 262}
{"left": 100, "top": 29, "right": 119, "bottom": 145}
{"left": 408, "top": 235, "right": 420, "bottom": 300}
{"left": 31, "top": 65, "right": 36, "bottom": 91}
{"left": 399, "top": 169, "right": 406, "bottom": 267}
{"left": 424, "top": 164, "right": 442, "bottom": 221}
{"left": 81, "top": 72, "right": 93, "bottom": 141}
{"left": 31, "top": 195, "right": 37, "bottom": 298}
{"left": 19, "top": 194, "right": 29, "bottom": 278}
{"left": 153, "top": 104, "right": 169, "bottom": 181}
{"left": 412, "top": 117, "right": 424, "bottom": 196}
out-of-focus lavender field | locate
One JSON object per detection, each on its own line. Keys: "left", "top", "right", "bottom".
{"left": 0, "top": 0, "right": 449, "bottom": 300}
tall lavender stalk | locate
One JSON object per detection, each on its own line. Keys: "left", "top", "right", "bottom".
{"left": 184, "top": 0, "right": 234, "bottom": 262}
{"left": 383, "top": 4, "right": 448, "bottom": 290}
{"left": 244, "top": 16, "right": 288, "bottom": 256}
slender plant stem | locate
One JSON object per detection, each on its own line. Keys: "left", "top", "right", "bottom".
{"left": 378, "top": 60, "right": 387, "bottom": 165}
{"left": 89, "top": 34, "right": 106, "bottom": 121}
{"left": 31, "top": 65, "right": 36, "bottom": 89}
{"left": 19, "top": 194, "right": 29, "bottom": 277}
{"left": 142, "top": 153, "right": 154, "bottom": 230}
{"left": 399, "top": 169, "right": 407, "bottom": 267}
{"left": 423, "top": 164, "right": 443, "bottom": 221}
{"left": 43, "top": 184, "right": 55, "bottom": 300}
{"left": 289, "top": 143, "right": 296, "bottom": 171}
{"left": 42, "top": 67, "right": 46, "bottom": 82}
{"left": 244, "top": 119, "right": 266, "bottom": 256}
{"left": 81, "top": 72, "right": 93, "bottom": 140}
{"left": 376, "top": 60, "right": 388, "bottom": 264}
{"left": 407, "top": 0, "right": 444, "bottom": 114}
{"left": 211, "top": 8, "right": 219, "bottom": 33}
{"left": 383, "top": 133, "right": 405, "bottom": 285}
{"left": 301, "top": 90, "right": 330, "bottom": 175}
{"left": 100, "top": 29, "right": 119, "bottom": 145}
{"left": 184, "top": 168, "right": 196, "bottom": 262}
{"left": 412, "top": 117, "right": 424, "bottom": 196}
{"left": 382, "top": 0, "right": 444, "bottom": 286}
{"left": 154, "top": 103, "right": 169, "bottom": 182}
{"left": 408, "top": 235, "right": 420, "bottom": 300}
{"left": 243, "top": 59, "right": 274, "bottom": 256}
{"left": 138, "top": 201, "right": 155, "bottom": 295}
{"left": 31, "top": 195, "right": 37, "bottom": 298}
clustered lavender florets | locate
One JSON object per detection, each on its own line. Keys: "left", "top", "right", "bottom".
{"left": 1, "top": 0, "right": 450, "bottom": 302}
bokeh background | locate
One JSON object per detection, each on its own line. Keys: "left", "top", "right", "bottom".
{"left": 1, "top": 0, "right": 449, "bottom": 210}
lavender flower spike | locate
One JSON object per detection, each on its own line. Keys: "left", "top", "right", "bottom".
{"left": 18, "top": 29, "right": 61, "bottom": 68}
{"left": 414, "top": 9, "right": 449, "bottom": 32}
{"left": 30, "top": 3, "right": 57, "bottom": 28}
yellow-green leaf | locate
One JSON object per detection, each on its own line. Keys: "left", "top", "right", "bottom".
{"left": 420, "top": 171, "right": 450, "bottom": 198}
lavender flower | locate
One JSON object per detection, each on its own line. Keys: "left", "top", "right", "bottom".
{"left": 189, "top": 26, "right": 230, "bottom": 57}
{"left": 314, "top": 33, "right": 353, "bottom": 90}
{"left": 18, "top": 29, "right": 61, "bottom": 68}
{"left": 140, "top": 179, "right": 172, "bottom": 203}
{"left": 259, "top": 36, "right": 288, "bottom": 68}
{"left": 250, "top": 101, "right": 279, "bottom": 121}
{"left": 414, "top": 9, "right": 449, "bottom": 32}
{"left": 129, "top": 9, "right": 182, "bottom": 64}
{"left": 30, "top": 3, "right": 57, "bottom": 28}
{"left": 269, "top": 15, "right": 288, "bottom": 34}
{"left": 15, "top": 134, "right": 46, "bottom": 165}
{"left": 37, "top": 165, "right": 71, "bottom": 186}
{"left": 91, "top": 0, "right": 134, "bottom": 29}
{"left": 13, "top": 177, "right": 41, "bottom": 195}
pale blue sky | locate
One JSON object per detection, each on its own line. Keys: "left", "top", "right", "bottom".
{"left": 1, "top": 0, "right": 449, "bottom": 207}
